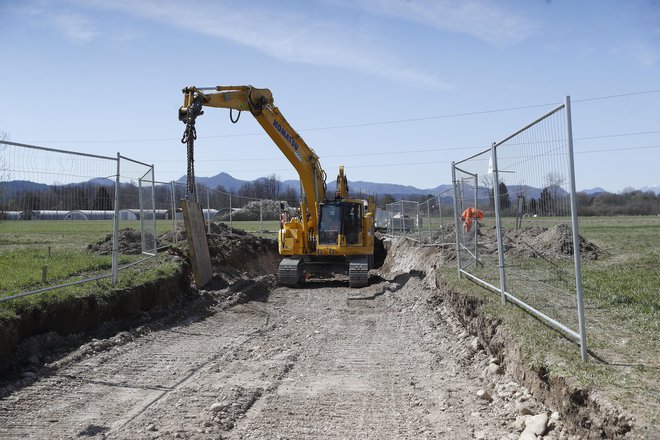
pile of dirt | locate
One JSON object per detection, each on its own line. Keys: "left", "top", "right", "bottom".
{"left": 505, "top": 224, "right": 605, "bottom": 261}
{"left": 89, "top": 223, "right": 281, "bottom": 280}
{"left": 160, "top": 222, "right": 281, "bottom": 282}
{"left": 206, "top": 223, "right": 281, "bottom": 279}
{"left": 87, "top": 228, "right": 143, "bottom": 255}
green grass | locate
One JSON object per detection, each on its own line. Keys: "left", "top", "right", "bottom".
{"left": 0, "top": 218, "right": 277, "bottom": 304}
{"left": 0, "top": 220, "right": 176, "bottom": 299}
{"left": 0, "top": 258, "right": 182, "bottom": 321}
{"left": 0, "top": 219, "right": 185, "bottom": 320}
{"left": 437, "top": 215, "right": 660, "bottom": 429}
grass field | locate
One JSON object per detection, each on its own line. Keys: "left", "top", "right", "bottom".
{"left": 439, "top": 215, "right": 660, "bottom": 429}
{"left": 0, "top": 219, "right": 280, "bottom": 302}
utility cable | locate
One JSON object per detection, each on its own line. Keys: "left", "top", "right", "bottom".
{"left": 29, "top": 89, "right": 660, "bottom": 144}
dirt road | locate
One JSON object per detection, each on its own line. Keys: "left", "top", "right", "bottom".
{"left": 0, "top": 271, "right": 557, "bottom": 439}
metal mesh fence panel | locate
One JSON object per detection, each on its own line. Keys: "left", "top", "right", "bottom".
{"left": 453, "top": 98, "right": 586, "bottom": 360}
{"left": 0, "top": 143, "right": 111, "bottom": 300}
{"left": 418, "top": 188, "right": 454, "bottom": 245}
{"left": 0, "top": 141, "right": 158, "bottom": 303}
{"left": 452, "top": 149, "right": 498, "bottom": 284}
{"left": 386, "top": 200, "right": 420, "bottom": 240}
{"left": 156, "top": 181, "right": 286, "bottom": 241}
{"left": 492, "top": 100, "right": 585, "bottom": 358}
{"left": 137, "top": 164, "right": 157, "bottom": 255}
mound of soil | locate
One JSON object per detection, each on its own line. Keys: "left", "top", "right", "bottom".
{"left": 505, "top": 224, "right": 605, "bottom": 261}
{"left": 206, "top": 223, "right": 281, "bottom": 279}
{"left": 87, "top": 228, "right": 143, "bottom": 255}
{"left": 159, "top": 222, "right": 281, "bottom": 282}
{"left": 89, "top": 223, "right": 281, "bottom": 280}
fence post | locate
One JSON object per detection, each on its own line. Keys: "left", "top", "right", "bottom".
{"left": 437, "top": 193, "right": 444, "bottom": 244}
{"left": 417, "top": 203, "right": 422, "bottom": 243}
{"left": 150, "top": 165, "right": 156, "bottom": 253}
{"left": 111, "top": 153, "right": 121, "bottom": 285}
{"left": 401, "top": 201, "right": 406, "bottom": 237}
{"left": 138, "top": 175, "right": 145, "bottom": 251}
{"left": 473, "top": 174, "right": 479, "bottom": 264}
{"left": 206, "top": 187, "right": 211, "bottom": 235}
{"left": 565, "top": 95, "right": 587, "bottom": 362}
{"left": 229, "top": 193, "right": 233, "bottom": 234}
{"left": 170, "top": 181, "right": 177, "bottom": 245}
{"left": 452, "top": 163, "right": 463, "bottom": 278}
{"left": 426, "top": 200, "right": 432, "bottom": 244}
{"left": 259, "top": 199, "right": 263, "bottom": 237}
{"left": 491, "top": 143, "right": 507, "bottom": 305}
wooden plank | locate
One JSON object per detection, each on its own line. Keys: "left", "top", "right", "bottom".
{"left": 181, "top": 199, "right": 213, "bottom": 288}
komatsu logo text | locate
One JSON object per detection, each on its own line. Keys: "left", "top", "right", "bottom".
{"left": 273, "top": 120, "right": 299, "bottom": 151}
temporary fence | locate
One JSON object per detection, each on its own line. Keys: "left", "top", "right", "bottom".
{"left": 0, "top": 141, "right": 156, "bottom": 303}
{"left": 153, "top": 180, "right": 287, "bottom": 240}
{"left": 385, "top": 190, "right": 454, "bottom": 245}
{"left": 452, "top": 97, "right": 587, "bottom": 360}
{"left": 386, "top": 200, "right": 420, "bottom": 240}
{"left": 418, "top": 188, "right": 455, "bottom": 245}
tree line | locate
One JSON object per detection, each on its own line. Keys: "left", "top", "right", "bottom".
{"left": 2, "top": 173, "right": 658, "bottom": 217}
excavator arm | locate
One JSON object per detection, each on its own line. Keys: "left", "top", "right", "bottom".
{"left": 179, "top": 84, "right": 374, "bottom": 288}
{"left": 179, "top": 86, "right": 327, "bottom": 232}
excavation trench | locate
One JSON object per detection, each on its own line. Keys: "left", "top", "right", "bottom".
{"left": 0, "top": 229, "right": 640, "bottom": 439}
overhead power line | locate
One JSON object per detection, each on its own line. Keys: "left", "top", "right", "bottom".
{"left": 149, "top": 129, "right": 660, "bottom": 163}
{"left": 159, "top": 145, "right": 660, "bottom": 175}
{"left": 29, "top": 89, "right": 660, "bottom": 144}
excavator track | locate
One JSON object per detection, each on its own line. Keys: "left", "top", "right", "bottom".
{"left": 278, "top": 257, "right": 304, "bottom": 287}
{"left": 349, "top": 256, "right": 369, "bottom": 288}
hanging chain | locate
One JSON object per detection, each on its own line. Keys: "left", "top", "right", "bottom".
{"left": 181, "top": 98, "right": 201, "bottom": 201}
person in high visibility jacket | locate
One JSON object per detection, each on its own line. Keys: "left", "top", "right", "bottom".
{"left": 461, "top": 207, "right": 484, "bottom": 233}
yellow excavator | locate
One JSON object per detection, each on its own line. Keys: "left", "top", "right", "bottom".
{"left": 179, "top": 85, "right": 375, "bottom": 287}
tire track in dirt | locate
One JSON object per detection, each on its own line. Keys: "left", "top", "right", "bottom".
{"left": 0, "top": 273, "right": 557, "bottom": 439}
{"left": 0, "top": 303, "right": 270, "bottom": 439}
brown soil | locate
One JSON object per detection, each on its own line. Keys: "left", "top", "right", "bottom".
{"left": 87, "top": 228, "right": 144, "bottom": 255}
{"left": 503, "top": 224, "right": 606, "bottom": 261}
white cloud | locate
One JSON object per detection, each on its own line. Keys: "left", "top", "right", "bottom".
{"left": 614, "top": 40, "right": 659, "bottom": 67}
{"left": 326, "top": 0, "right": 536, "bottom": 46}
{"left": 10, "top": 1, "right": 99, "bottom": 43}
{"left": 52, "top": 12, "right": 98, "bottom": 43}
{"left": 82, "top": 0, "right": 451, "bottom": 89}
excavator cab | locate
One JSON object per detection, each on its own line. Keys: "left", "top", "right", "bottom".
{"left": 318, "top": 201, "right": 363, "bottom": 246}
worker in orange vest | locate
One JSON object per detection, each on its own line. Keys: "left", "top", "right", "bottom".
{"left": 461, "top": 207, "right": 484, "bottom": 233}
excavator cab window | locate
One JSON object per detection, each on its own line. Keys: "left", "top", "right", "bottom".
{"left": 318, "top": 203, "right": 341, "bottom": 245}
{"left": 318, "top": 202, "right": 362, "bottom": 246}
{"left": 341, "top": 202, "right": 361, "bottom": 245}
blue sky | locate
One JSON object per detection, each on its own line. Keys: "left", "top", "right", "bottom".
{"left": 1, "top": 0, "right": 659, "bottom": 193}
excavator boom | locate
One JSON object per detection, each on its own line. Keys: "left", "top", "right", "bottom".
{"left": 179, "top": 85, "right": 374, "bottom": 287}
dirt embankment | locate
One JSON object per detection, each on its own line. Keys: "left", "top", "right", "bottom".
{"left": 384, "top": 237, "right": 637, "bottom": 439}
{"left": 0, "top": 224, "right": 281, "bottom": 374}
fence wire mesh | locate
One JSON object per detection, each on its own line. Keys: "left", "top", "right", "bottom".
{"left": 453, "top": 99, "right": 587, "bottom": 360}
{"left": 0, "top": 141, "right": 155, "bottom": 302}
{"left": 453, "top": 149, "right": 497, "bottom": 282}
{"left": 418, "top": 189, "right": 455, "bottom": 245}
{"left": 386, "top": 200, "right": 419, "bottom": 240}
{"left": 154, "top": 181, "right": 287, "bottom": 241}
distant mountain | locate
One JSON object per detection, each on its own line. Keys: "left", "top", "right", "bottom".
{"left": 580, "top": 187, "right": 608, "bottom": 195}
{"left": 176, "top": 172, "right": 248, "bottom": 192}
{"left": 86, "top": 177, "right": 115, "bottom": 187}
{"left": 328, "top": 180, "right": 432, "bottom": 197}
{"left": 190, "top": 173, "right": 449, "bottom": 198}
{"left": 0, "top": 180, "right": 50, "bottom": 198}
